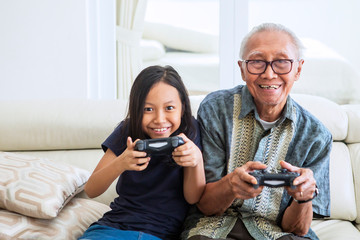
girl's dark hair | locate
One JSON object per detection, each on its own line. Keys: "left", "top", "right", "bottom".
{"left": 124, "top": 65, "right": 195, "bottom": 141}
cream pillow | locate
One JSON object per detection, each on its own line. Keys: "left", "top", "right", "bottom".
{"left": 141, "top": 39, "right": 166, "bottom": 61}
{"left": 0, "top": 152, "right": 90, "bottom": 219}
{"left": 143, "top": 21, "right": 218, "bottom": 53}
{"left": 0, "top": 197, "right": 111, "bottom": 240}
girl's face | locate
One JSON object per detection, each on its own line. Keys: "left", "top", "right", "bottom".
{"left": 142, "top": 81, "right": 183, "bottom": 139}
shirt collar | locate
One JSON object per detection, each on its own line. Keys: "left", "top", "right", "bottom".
{"left": 239, "top": 85, "right": 296, "bottom": 123}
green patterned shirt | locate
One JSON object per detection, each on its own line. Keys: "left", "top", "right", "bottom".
{"left": 182, "top": 85, "right": 331, "bottom": 240}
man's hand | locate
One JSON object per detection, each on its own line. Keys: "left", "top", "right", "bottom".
{"left": 280, "top": 161, "right": 317, "bottom": 202}
{"left": 228, "top": 161, "right": 267, "bottom": 200}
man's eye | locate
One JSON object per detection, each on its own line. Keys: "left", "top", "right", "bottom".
{"left": 276, "top": 59, "right": 287, "bottom": 64}
{"left": 249, "top": 60, "right": 265, "bottom": 66}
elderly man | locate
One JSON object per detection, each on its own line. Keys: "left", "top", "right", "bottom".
{"left": 182, "top": 23, "right": 331, "bottom": 240}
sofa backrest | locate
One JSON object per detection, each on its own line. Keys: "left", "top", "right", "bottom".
{"left": 0, "top": 99, "right": 128, "bottom": 151}
{"left": 0, "top": 94, "right": 359, "bottom": 223}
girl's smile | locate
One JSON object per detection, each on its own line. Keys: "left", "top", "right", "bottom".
{"left": 142, "top": 81, "right": 182, "bottom": 139}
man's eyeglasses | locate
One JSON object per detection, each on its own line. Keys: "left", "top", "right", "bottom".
{"left": 241, "top": 59, "right": 296, "bottom": 75}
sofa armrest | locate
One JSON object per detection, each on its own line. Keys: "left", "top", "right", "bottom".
{"left": 349, "top": 143, "right": 360, "bottom": 224}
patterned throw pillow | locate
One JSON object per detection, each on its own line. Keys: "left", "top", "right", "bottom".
{"left": 0, "top": 197, "right": 111, "bottom": 240}
{"left": 0, "top": 152, "right": 90, "bottom": 219}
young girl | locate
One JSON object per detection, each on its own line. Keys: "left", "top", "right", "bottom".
{"left": 79, "top": 65, "right": 205, "bottom": 240}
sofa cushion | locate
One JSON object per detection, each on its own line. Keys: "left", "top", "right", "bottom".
{"left": 189, "top": 95, "right": 206, "bottom": 117}
{"left": 0, "top": 197, "right": 110, "bottom": 240}
{"left": 342, "top": 104, "right": 360, "bottom": 143}
{"left": 311, "top": 219, "right": 360, "bottom": 239}
{"left": 18, "top": 149, "right": 118, "bottom": 206}
{"left": 0, "top": 152, "right": 90, "bottom": 219}
{"left": 291, "top": 94, "right": 348, "bottom": 141}
{"left": 329, "top": 142, "right": 357, "bottom": 221}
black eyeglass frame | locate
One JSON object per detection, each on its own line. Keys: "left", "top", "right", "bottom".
{"left": 241, "top": 59, "right": 296, "bottom": 75}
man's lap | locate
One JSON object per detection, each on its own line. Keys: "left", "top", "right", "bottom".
{"left": 187, "top": 219, "right": 309, "bottom": 240}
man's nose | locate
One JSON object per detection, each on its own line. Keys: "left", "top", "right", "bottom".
{"left": 262, "top": 64, "right": 277, "bottom": 78}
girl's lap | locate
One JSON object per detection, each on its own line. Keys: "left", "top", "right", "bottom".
{"left": 78, "top": 224, "right": 162, "bottom": 240}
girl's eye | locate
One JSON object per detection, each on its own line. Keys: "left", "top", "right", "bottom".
{"left": 144, "top": 107, "right": 153, "bottom": 112}
{"left": 166, "top": 106, "right": 174, "bottom": 110}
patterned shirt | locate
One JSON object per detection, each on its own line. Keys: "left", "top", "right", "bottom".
{"left": 182, "top": 85, "right": 332, "bottom": 240}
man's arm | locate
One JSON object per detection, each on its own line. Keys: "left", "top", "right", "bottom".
{"left": 196, "top": 96, "right": 266, "bottom": 215}
{"left": 281, "top": 201, "right": 313, "bottom": 236}
{"left": 280, "top": 161, "right": 318, "bottom": 236}
{"left": 197, "top": 162, "right": 267, "bottom": 216}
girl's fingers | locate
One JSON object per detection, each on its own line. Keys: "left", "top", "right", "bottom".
{"left": 126, "top": 137, "right": 134, "bottom": 148}
{"left": 133, "top": 150, "right": 148, "bottom": 158}
{"left": 173, "top": 155, "right": 199, "bottom": 167}
{"left": 134, "top": 161, "right": 149, "bottom": 171}
{"left": 178, "top": 133, "right": 190, "bottom": 142}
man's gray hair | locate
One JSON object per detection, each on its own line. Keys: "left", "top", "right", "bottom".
{"left": 239, "top": 23, "right": 305, "bottom": 59}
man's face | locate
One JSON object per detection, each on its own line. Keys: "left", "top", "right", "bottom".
{"left": 238, "top": 31, "right": 304, "bottom": 119}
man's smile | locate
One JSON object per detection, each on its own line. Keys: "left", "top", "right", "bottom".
{"left": 259, "top": 85, "right": 280, "bottom": 90}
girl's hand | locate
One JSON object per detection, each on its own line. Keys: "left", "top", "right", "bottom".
{"left": 117, "top": 137, "right": 150, "bottom": 171}
{"left": 172, "top": 133, "right": 202, "bottom": 168}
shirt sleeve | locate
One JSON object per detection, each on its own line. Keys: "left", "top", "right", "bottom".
{"left": 304, "top": 132, "right": 332, "bottom": 217}
{"left": 101, "top": 121, "right": 127, "bottom": 156}
{"left": 286, "top": 109, "right": 333, "bottom": 217}
{"left": 197, "top": 99, "right": 228, "bottom": 183}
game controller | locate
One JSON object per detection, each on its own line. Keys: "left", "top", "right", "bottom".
{"left": 134, "top": 136, "right": 185, "bottom": 157}
{"left": 249, "top": 169, "right": 300, "bottom": 189}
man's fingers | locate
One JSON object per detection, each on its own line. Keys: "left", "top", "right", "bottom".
{"left": 244, "top": 161, "right": 267, "bottom": 171}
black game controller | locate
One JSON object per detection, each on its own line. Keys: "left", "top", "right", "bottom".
{"left": 134, "top": 136, "right": 185, "bottom": 157}
{"left": 249, "top": 169, "right": 300, "bottom": 189}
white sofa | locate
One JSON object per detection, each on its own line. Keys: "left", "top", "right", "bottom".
{"left": 0, "top": 93, "right": 359, "bottom": 239}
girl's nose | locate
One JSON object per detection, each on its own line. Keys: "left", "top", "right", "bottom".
{"left": 154, "top": 110, "right": 166, "bottom": 123}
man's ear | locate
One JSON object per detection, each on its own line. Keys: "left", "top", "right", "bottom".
{"left": 294, "top": 59, "right": 305, "bottom": 81}
{"left": 238, "top": 60, "right": 246, "bottom": 82}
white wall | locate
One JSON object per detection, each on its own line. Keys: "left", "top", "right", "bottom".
{"left": 219, "top": 0, "right": 248, "bottom": 89}
{"left": 0, "top": 0, "right": 116, "bottom": 100}
{"left": 1, "top": 0, "right": 358, "bottom": 100}
{"left": 0, "top": 0, "right": 87, "bottom": 100}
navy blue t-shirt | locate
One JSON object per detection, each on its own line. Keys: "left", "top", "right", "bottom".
{"left": 94, "top": 117, "right": 201, "bottom": 240}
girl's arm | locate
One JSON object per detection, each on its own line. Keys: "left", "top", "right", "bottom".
{"left": 172, "top": 133, "right": 206, "bottom": 204}
{"left": 84, "top": 137, "right": 149, "bottom": 198}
